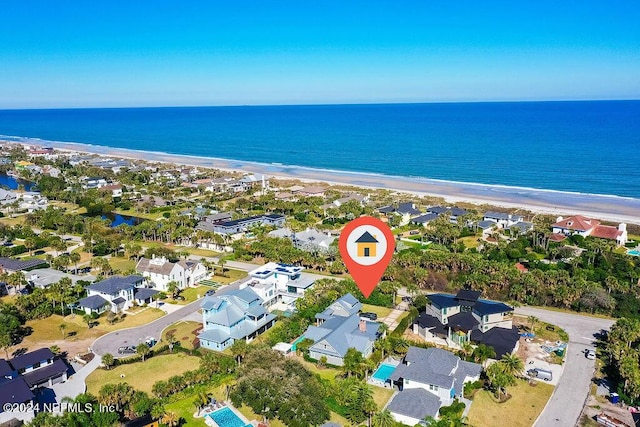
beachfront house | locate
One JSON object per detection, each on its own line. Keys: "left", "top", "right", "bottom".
{"left": 378, "top": 202, "right": 422, "bottom": 226}
{"left": 551, "top": 215, "right": 627, "bottom": 247}
{"left": 241, "top": 262, "right": 316, "bottom": 309}
{"left": 387, "top": 347, "right": 482, "bottom": 425}
{"left": 198, "top": 288, "right": 276, "bottom": 351}
{"left": 303, "top": 293, "right": 382, "bottom": 366}
{"left": 136, "top": 256, "right": 207, "bottom": 291}
{"left": 413, "top": 289, "right": 519, "bottom": 357}
{"left": 483, "top": 211, "right": 523, "bottom": 228}
{"left": 78, "top": 275, "right": 159, "bottom": 314}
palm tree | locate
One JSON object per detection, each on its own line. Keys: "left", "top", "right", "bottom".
{"left": 372, "top": 409, "right": 395, "bottom": 427}
{"left": 136, "top": 343, "right": 151, "bottom": 362}
{"left": 499, "top": 353, "right": 524, "bottom": 378}
{"left": 101, "top": 353, "right": 114, "bottom": 370}
{"left": 69, "top": 251, "right": 81, "bottom": 273}
{"left": 230, "top": 339, "right": 248, "bottom": 366}
{"left": 161, "top": 411, "right": 179, "bottom": 427}
{"left": 471, "top": 344, "right": 496, "bottom": 368}
{"left": 527, "top": 315, "right": 539, "bottom": 333}
{"left": 59, "top": 323, "right": 67, "bottom": 339}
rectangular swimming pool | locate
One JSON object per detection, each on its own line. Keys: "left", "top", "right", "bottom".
{"left": 372, "top": 363, "right": 396, "bottom": 382}
{"left": 207, "top": 407, "right": 250, "bottom": 427}
{"left": 628, "top": 250, "right": 640, "bottom": 256}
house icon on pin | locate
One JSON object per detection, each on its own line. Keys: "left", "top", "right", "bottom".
{"left": 355, "top": 231, "right": 378, "bottom": 257}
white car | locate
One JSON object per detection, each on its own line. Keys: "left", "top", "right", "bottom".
{"left": 586, "top": 349, "right": 596, "bottom": 360}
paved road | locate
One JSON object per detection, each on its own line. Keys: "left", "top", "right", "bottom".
{"left": 92, "top": 299, "right": 202, "bottom": 358}
{"left": 514, "top": 306, "right": 615, "bottom": 427}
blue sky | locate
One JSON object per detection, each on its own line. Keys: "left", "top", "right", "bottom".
{"left": 1, "top": 1, "right": 639, "bottom": 108}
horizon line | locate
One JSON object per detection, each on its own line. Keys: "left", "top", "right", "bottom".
{"left": 1, "top": 97, "right": 639, "bottom": 112}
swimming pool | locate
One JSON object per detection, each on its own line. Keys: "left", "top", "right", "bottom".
{"left": 291, "top": 335, "right": 306, "bottom": 351}
{"left": 207, "top": 407, "right": 250, "bottom": 427}
{"left": 628, "top": 250, "right": 640, "bottom": 256}
{"left": 372, "top": 363, "right": 396, "bottom": 382}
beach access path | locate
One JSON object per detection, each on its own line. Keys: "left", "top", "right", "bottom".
{"left": 514, "top": 306, "right": 615, "bottom": 427}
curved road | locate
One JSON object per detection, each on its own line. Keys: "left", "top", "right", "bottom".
{"left": 92, "top": 300, "right": 202, "bottom": 358}
{"left": 514, "top": 306, "right": 615, "bottom": 427}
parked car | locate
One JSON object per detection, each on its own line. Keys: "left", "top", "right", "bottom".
{"left": 360, "top": 312, "right": 378, "bottom": 320}
{"left": 586, "top": 349, "right": 596, "bottom": 360}
{"left": 527, "top": 368, "right": 553, "bottom": 381}
{"left": 118, "top": 346, "right": 136, "bottom": 355}
{"left": 205, "top": 289, "right": 216, "bottom": 296}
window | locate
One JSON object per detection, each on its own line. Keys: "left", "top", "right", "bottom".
{"left": 484, "top": 315, "right": 488, "bottom": 322}
{"left": 33, "top": 362, "right": 41, "bottom": 369}
{"left": 443, "top": 307, "right": 447, "bottom": 314}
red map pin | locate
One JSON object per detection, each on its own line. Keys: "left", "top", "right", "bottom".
{"left": 339, "top": 216, "right": 395, "bottom": 298}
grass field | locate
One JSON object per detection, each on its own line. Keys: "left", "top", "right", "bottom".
{"left": 0, "top": 216, "right": 26, "bottom": 226}
{"left": 361, "top": 303, "right": 393, "bottom": 319}
{"left": 162, "top": 321, "right": 202, "bottom": 350}
{"left": 108, "top": 256, "right": 137, "bottom": 273}
{"left": 467, "top": 380, "right": 554, "bottom": 427}
{"left": 459, "top": 236, "right": 481, "bottom": 249}
{"left": 16, "top": 308, "right": 166, "bottom": 352}
{"left": 169, "top": 286, "right": 204, "bottom": 305}
{"left": 210, "top": 268, "right": 247, "bottom": 284}
{"left": 86, "top": 353, "right": 201, "bottom": 395}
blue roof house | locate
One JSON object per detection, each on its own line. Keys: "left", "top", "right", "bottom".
{"left": 198, "top": 288, "right": 276, "bottom": 352}
{"left": 303, "top": 293, "right": 382, "bottom": 366}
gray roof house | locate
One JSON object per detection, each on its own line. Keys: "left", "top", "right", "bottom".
{"left": 387, "top": 346, "right": 482, "bottom": 425}
{"left": 386, "top": 388, "right": 441, "bottom": 425}
{"left": 198, "top": 288, "right": 276, "bottom": 352}
{"left": 268, "top": 228, "right": 336, "bottom": 253}
{"left": 78, "top": 275, "right": 158, "bottom": 314}
{"left": 303, "top": 293, "right": 381, "bottom": 366}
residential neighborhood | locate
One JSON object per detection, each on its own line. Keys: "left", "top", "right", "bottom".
{"left": 0, "top": 142, "right": 633, "bottom": 427}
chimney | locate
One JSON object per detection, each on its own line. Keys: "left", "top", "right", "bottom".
{"left": 556, "top": 216, "right": 563, "bottom": 223}
{"left": 619, "top": 223, "right": 627, "bottom": 232}
{"left": 359, "top": 319, "right": 367, "bottom": 333}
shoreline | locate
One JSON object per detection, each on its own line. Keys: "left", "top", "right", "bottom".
{"left": 5, "top": 137, "right": 640, "bottom": 225}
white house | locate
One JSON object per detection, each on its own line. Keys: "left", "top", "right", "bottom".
{"left": 552, "top": 215, "right": 627, "bottom": 247}
{"left": 268, "top": 227, "right": 336, "bottom": 253}
{"left": 135, "top": 256, "right": 208, "bottom": 291}
{"left": 241, "top": 262, "right": 315, "bottom": 309}
{"left": 78, "top": 275, "right": 158, "bottom": 314}
{"left": 483, "top": 211, "right": 523, "bottom": 229}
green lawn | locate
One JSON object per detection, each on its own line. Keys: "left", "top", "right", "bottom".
{"left": 109, "top": 256, "right": 137, "bottom": 273}
{"left": 182, "top": 247, "right": 221, "bottom": 257}
{"left": 86, "top": 353, "right": 202, "bottom": 395}
{"left": 459, "top": 236, "right": 481, "bottom": 249}
{"left": 113, "top": 207, "right": 166, "bottom": 220}
{"left": 169, "top": 286, "right": 206, "bottom": 305}
{"left": 361, "top": 303, "right": 393, "bottom": 319}
{"left": 162, "top": 321, "right": 202, "bottom": 350}
{"left": 467, "top": 380, "right": 554, "bottom": 427}
{"left": 164, "top": 397, "right": 208, "bottom": 427}
{"left": 210, "top": 268, "right": 247, "bottom": 284}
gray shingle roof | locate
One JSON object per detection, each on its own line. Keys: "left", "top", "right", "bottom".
{"left": 387, "top": 388, "right": 441, "bottom": 420}
{"left": 87, "top": 275, "right": 144, "bottom": 294}
{"left": 316, "top": 293, "right": 361, "bottom": 320}
{"left": 21, "top": 358, "right": 68, "bottom": 387}
{"left": 0, "top": 257, "right": 47, "bottom": 272}
{"left": 390, "top": 347, "right": 459, "bottom": 388}
{"left": 307, "top": 314, "right": 380, "bottom": 358}
{"left": 134, "top": 287, "right": 159, "bottom": 300}
{"left": 9, "top": 348, "right": 54, "bottom": 372}
{"left": 78, "top": 295, "right": 110, "bottom": 310}
{"left": 0, "top": 377, "right": 34, "bottom": 406}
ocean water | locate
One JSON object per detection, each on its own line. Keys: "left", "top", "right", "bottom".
{"left": 0, "top": 101, "right": 638, "bottom": 198}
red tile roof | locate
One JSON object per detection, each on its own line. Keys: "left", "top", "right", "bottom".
{"left": 552, "top": 215, "right": 599, "bottom": 232}
{"left": 591, "top": 225, "right": 622, "bottom": 240}
{"left": 515, "top": 262, "right": 529, "bottom": 273}
{"left": 549, "top": 233, "right": 568, "bottom": 242}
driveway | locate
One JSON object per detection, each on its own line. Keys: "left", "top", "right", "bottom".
{"left": 514, "top": 306, "right": 615, "bottom": 427}
{"left": 92, "top": 299, "right": 202, "bottom": 358}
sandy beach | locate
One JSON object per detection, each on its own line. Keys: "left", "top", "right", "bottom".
{"left": 10, "top": 138, "right": 640, "bottom": 225}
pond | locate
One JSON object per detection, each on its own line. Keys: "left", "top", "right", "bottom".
{"left": 0, "top": 173, "right": 36, "bottom": 191}
{"left": 100, "top": 213, "right": 146, "bottom": 227}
